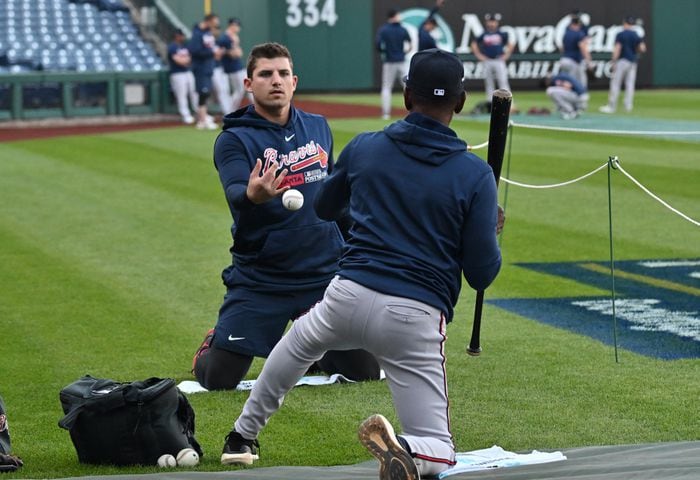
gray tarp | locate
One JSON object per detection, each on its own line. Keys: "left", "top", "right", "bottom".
{"left": 43, "top": 441, "right": 700, "bottom": 480}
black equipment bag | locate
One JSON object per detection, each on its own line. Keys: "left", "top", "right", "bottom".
{"left": 58, "top": 375, "right": 202, "bottom": 465}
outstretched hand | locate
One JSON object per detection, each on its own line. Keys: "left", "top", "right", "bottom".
{"left": 246, "top": 159, "right": 289, "bottom": 204}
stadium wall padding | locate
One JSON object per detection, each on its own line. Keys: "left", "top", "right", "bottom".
{"left": 651, "top": 0, "right": 700, "bottom": 86}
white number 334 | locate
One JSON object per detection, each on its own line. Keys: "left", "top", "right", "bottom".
{"left": 286, "top": 0, "right": 338, "bottom": 28}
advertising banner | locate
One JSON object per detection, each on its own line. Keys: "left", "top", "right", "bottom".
{"left": 372, "top": 0, "right": 653, "bottom": 91}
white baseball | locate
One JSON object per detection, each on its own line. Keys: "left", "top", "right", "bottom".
{"left": 176, "top": 448, "right": 200, "bottom": 467}
{"left": 282, "top": 188, "right": 304, "bottom": 211}
{"left": 156, "top": 454, "right": 177, "bottom": 468}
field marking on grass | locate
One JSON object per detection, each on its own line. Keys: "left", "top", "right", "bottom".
{"left": 579, "top": 262, "right": 700, "bottom": 297}
{"left": 489, "top": 259, "right": 700, "bottom": 359}
{"left": 639, "top": 260, "right": 700, "bottom": 268}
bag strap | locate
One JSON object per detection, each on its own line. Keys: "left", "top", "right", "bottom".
{"left": 58, "top": 377, "right": 126, "bottom": 430}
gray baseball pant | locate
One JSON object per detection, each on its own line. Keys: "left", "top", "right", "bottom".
{"left": 482, "top": 58, "right": 510, "bottom": 100}
{"left": 212, "top": 66, "right": 233, "bottom": 115}
{"left": 606, "top": 58, "right": 638, "bottom": 112}
{"left": 559, "top": 56, "right": 588, "bottom": 89}
{"left": 381, "top": 61, "right": 407, "bottom": 117}
{"left": 547, "top": 86, "right": 585, "bottom": 113}
{"left": 169, "top": 71, "right": 198, "bottom": 122}
{"left": 229, "top": 70, "right": 252, "bottom": 112}
{"left": 234, "top": 276, "right": 456, "bottom": 477}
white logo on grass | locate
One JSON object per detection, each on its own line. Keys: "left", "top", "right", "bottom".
{"left": 572, "top": 298, "right": 700, "bottom": 341}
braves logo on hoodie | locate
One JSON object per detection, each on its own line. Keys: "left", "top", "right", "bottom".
{"left": 263, "top": 141, "right": 329, "bottom": 187}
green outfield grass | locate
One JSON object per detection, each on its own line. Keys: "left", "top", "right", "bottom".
{"left": 0, "top": 89, "right": 698, "bottom": 478}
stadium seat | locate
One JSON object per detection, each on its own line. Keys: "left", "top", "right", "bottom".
{"left": 0, "top": 0, "right": 163, "bottom": 73}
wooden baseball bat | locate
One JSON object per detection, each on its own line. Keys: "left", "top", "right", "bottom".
{"left": 467, "top": 88, "right": 512, "bottom": 356}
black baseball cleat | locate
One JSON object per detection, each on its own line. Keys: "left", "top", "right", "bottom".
{"left": 358, "top": 414, "right": 420, "bottom": 480}
{"left": 221, "top": 430, "right": 260, "bottom": 465}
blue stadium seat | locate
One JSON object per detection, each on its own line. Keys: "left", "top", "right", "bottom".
{"left": 0, "top": 0, "right": 164, "bottom": 73}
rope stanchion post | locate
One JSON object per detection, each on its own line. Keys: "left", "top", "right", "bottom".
{"left": 499, "top": 121, "right": 514, "bottom": 248}
{"left": 607, "top": 156, "right": 620, "bottom": 364}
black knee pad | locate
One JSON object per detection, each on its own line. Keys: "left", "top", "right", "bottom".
{"left": 194, "top": 346, "right": 253, "bottom": 390}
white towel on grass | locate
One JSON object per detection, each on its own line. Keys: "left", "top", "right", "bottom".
{"left": 178, "top": 372, "right": 384, "bottom": 394}
{"left": 438, "top": 445, "right": 566, "bottom": 478}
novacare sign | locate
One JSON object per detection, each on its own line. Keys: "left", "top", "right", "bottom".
{"left": 453, "top": 13, "right": 645, "bottom": 81}
{"left": 377, "top": 0, "right": 653, "bottom": 88}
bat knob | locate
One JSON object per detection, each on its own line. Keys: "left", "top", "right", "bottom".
{"left": 466, "top": 346, "right": 482, "bottom": 356}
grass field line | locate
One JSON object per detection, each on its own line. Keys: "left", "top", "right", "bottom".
{"left": 580, "top": 263, "right": 700, "bottom": 296}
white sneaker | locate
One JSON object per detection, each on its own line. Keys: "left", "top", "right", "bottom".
{"left": 196, "top": 120, "right": 218, "bottom": 130}
{"left": 381, "top": 114, "right": 390, "bottom": 121}
{"left": 598, "top": 105, "right": 615, "bottom": 114}
{"left": 183, "top": 116, "right": 195, "bottom": 125}
{"left": 561, "top": 111, "right": 578, "bottom": 120}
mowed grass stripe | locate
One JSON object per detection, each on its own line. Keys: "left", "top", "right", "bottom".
{"left": 11, "top": 129, "right": 223, "bottom": 207}
{"left": 0, "top": 140, "right": 227, "bottom": 332}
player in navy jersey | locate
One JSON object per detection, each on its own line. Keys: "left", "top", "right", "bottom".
{"left": 376, "top": 9, "right": 412, "bottom": 120}
{"left": 191, "top": 43, "right": 379, "bottom": 391}
{"left": 600, "top": 16, "right": 647, "bottom": 114}
{"left": 212, "top": 30, "right": 233, "bottom": 116}
{"left": 220, "top": 18, "right": 251, "bottom": 112}
{"left": 189, "top": 13, "right": 222, "bottom": 130}
{"left": 167, "top": 29, "right": 197, "bottom": 124}
{"left": 559, "top": 16, "right": 592, "bottom": 90}
{"left": 471, "top": 13, "right": 517, "bottom": 111}
{"left": 418, "top": 0, "right": 444, "bottom": 51}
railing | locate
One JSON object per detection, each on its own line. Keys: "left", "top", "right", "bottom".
{"left": 0, "top": 70, "right": 175, "bottom": 121}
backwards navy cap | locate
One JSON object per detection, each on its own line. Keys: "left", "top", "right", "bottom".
{"left": 403, "top": 49, "right": 465, "bottom": 99}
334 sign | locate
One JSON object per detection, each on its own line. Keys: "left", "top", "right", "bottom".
{"left": 286, "top": 0, "right": 338, "bottom": 27}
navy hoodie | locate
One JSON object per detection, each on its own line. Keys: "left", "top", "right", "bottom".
{"left": 214, "top": 105, "right": 343, "bottom": 290}
{"left": 315, "top": 112, "right": 501, "bottom": 321}
{"left": 189, "top": 23, "right": 217, "bottom": 76}
{"left": 376, "top": 22, "right": 411, "bottom": 63}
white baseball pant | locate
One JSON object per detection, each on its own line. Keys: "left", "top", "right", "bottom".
{"left": 481, "top": 58, "right": 510, "bottom": 99}
{"left": 212, "top": 66, "right": 233, "bottom": 115}
{"left": 606, "top": 58, "right": 638, "bottom": 112}
{"left": 229, "top": 69, "right": 252, "bottom": 112}
{"left": 381, "top": 61, "right": 407, "bottom": 118}
{"left": 169, "top": 71, "right": 198, "bottom": 123}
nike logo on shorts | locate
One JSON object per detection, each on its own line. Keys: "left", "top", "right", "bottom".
{"left": 285, "top": 134, "right": 295, "bottom": 142}
{"left": 228, "top": 335, "right": 245, "bottom": 342}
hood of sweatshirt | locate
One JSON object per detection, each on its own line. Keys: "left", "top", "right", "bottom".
{"left": 383, "top": 112, "right": 467, "bottom": 166}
